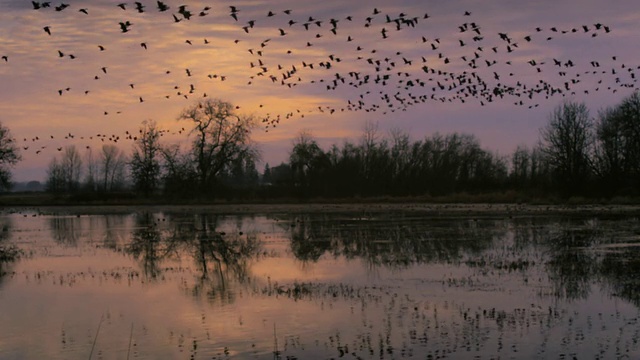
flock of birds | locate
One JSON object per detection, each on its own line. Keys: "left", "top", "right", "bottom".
{"left": 1, "top": 1, "right": 639, "bottom": 159}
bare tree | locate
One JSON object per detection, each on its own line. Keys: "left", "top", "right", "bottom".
{"left": 160, "top": 144, "right": 197, "bottom": 196}
{"left": 594, "top": 92, "right": 640, "bottom": 194}
{"left": 45, "top": 157, "right": 65, "bottom": 193}
{"left": 130, "top": 120, "right": 162, "bottom": 196}
{"left": 179, "top": 98, "right": 258, "bottom": 193}
{"left": 540, "top": 101, "right": 594, "bottom": 195}
{"left": 62, "top": 145, "right": 83, "bottom": 192}
{"left": 83, "top": 147, "right": 98, "bottom": 192}
{"left": 0, "top": 122, "right": 20, "bottom": 191}
{"left": 46, "top": 145, "right": 82, "bottom": 192}
{"left": 99, "top": 145, "right": 127, "bottom": 192}
{"left": 510, "top": 145, "right": 531, "bottom": 187}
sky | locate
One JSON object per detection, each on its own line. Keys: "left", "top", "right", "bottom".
{"left": 0, "top": 0, "right": 639, "bottom": 181}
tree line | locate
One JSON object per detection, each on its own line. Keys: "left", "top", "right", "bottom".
{"left": 0, "top": 93, "right": 639, "bottom": 201}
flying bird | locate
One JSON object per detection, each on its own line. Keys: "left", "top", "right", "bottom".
{"left": 156, "top": 1, "right": 169, "bottom": 11}
{"left": 119, "top": 21, "right": 132, "bottom": 33}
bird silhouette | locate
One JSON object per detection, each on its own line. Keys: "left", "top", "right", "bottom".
{"left": 157, "top": 1, "right": 169, "bottom": 11}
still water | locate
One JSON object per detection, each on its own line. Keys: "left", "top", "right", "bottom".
{"left": 0, "top": 208, "right": 639, "bottom": 359}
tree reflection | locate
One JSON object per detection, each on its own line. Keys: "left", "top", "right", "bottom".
{"left": 0, "top": 218, "right": 18, "bottom": 286}
{"left": 288, "top": 215, "right": 500, "bottom": 269}
{"left": 125, "top": 213, "right": 262, "bottom": 304}
{"left": 50, "top": 216, "right": 81, "bottom": 246}
{"left": 127, "top": 213, "right": 166, "bottom": 280}
{"left": 173, "top": 214, "right": 261, "bottom": 303}
{"left": 544, "top": 227, "right": 600, "bottom": 301}
{"left": 101, "top": 215, "right": 129, "bottom": 251}
{"left": 600, "top": 250, "right": 640, "bottom": 307}
{"left": 35, "top": 211, "right": 640, "bottom": 309}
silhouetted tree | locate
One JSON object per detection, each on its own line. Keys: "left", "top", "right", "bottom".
{"left": 130, "top": 120, "right": 162, "bottom": 196}
{"left": 594, "top": 92, "right": 640, "bottom": 195}
{"left": 290, "top": 130, "right": 329, "bottom": 196}
{"left": 0, "top": 122, "right": 20, "bottom": 191}
{"left": 83, "top": 147, "right": 98, "bottom": 192}
{"left": 179, "top": 98, "right": 259, "bottom": 194}
{"left": 540, "top": 101, "right": 594, "bottom": 195}
{"left": 46, "top": 145, "right": 83, "bottom": 193}
{"left": 160, "top": 144, "right": 198, "bottom": 197}
{"left": 99, "top": 144, "right": 127, "bottom": 192}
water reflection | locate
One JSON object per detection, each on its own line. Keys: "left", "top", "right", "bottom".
{"left": 2, "top": 211, "right": 640, "bottom": 359}
{"left": 600, "top": 248, "right": 640, "bottom": 307}
{"left": 127, "top": 213, "right": 165, "bottom": 280}
{"left": 39, "top": 212, "right": 640, "bottom": 308}
{"left": 544, "top": 226, "right": 601, "bottom": 301}
{"left": 288, "top": 215, "right": 503, "bottom": 269}
{"left": 172, "top": 214, "right": 262, "bottom": 303}
{"left": 126, "top": 213, "right": 263, "bottom": 303}
{"left": 50, "top": 216, "right": 81, "bottom": 246}
{"left": 0, "top": 217, "right": 16, "bottom": 285}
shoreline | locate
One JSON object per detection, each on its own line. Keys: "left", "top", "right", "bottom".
{"left": 3, "top": 202, "right": 640, "bottom": 217}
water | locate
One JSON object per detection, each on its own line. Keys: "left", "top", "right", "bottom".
{"left": 0, "top": 209, "right": 639, "bottom": 359}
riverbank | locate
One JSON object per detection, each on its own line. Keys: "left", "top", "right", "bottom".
{"left": 3, "top": 202, "right": 640, "bottom": 217}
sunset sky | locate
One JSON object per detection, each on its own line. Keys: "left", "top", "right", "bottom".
{"left": 1, "top": 0, "right": 638, "bottom": 181}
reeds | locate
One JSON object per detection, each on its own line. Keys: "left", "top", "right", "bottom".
{"left": 126, "top": 323, "right": 134, "bottom": 360}
{"left": 88, "top": 313, "right": 104, "bottom": 360}
{"left": 273, "top": 323, "right": 280, "bottom": 359}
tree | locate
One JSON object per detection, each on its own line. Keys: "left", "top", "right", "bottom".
{"left": 99, "top": 145, "right": 127, "bottom": 192}
{"left": 130, "top": 120, "right": 162, "bottom": 196}
{"left": 62, "top": 145, "right": 83, "bottom": 192}
{"left": 160, "top": 144, "right": 197, "bottom": 197}
{"left": 0, "top": 122, "right": 20, "bottom": 191}
{"left": 594, "top": 105, "right": 626, "bottom": 192}
{"left": 540, "top": 101, "right": 594, "bottom": 195}
{"left": 179, "top": 98, "right": 259, "bottom": 194}
{"left": 594, "top": 92, "right": 640, "bottom": 195}
{"left": 83, "top": 147, "right": 98, "bottom": 192}
{"left": 289, "top": 130, "right": 329, "bottom": 195}
{"left": 45, "top": 145, "right": 82, "bottom": 193}
{"left": 45, "top": 157, "right": 65, "bottom": 193}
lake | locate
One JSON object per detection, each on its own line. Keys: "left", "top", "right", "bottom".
{"left": 0, "top": 207, "right": 639, "bottom": 359}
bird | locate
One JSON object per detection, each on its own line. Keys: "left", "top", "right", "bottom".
{"left": 156, "top": 1, "right": 169, "bottom": 11}
{"left": 43, "top": 26, "right": 51, "bottom": 35}
{"left": 54, "top": 3, "right": 68, "bottom": 11}
{"left": 230, "top": 6, "right": 239, "bottom": 21}
{"left": 119, "top": 21, "right": 132, "bottom": 33}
